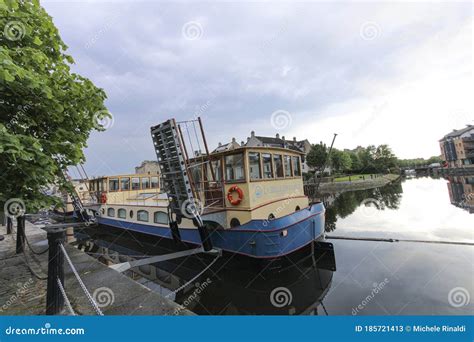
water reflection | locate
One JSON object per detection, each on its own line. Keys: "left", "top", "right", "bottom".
{"left": 323, "top": 180, "right": 403, "bottom": 232}
{"left": 444, "top": 175, "right": 474, "bottom": 214}
{"left": 74, "top": 229, "right": 335, "bottom": 315}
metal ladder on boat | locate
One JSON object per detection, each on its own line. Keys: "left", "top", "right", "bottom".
{"left": 62, "top": 169, "right": 96, "bottom": 225}
{"left": 150, "top": 119, "right": 213, "bottom": 251}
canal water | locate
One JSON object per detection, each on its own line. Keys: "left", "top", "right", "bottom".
{"left": 76, "top": 176, "right": 473, "bottom": 315}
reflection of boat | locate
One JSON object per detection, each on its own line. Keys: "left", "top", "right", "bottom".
{"left": 85, "top": 118, "right": 329, "bottom": 260}
{"left": 404, "top": 169, "right": 416, "bottom": 177}
{"left": 74, "top": 228, "right": 335, "bottom": 315}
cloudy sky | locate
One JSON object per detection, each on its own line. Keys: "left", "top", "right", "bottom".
{"left": 42, "top": 0, "right": 472, "bottom": 176}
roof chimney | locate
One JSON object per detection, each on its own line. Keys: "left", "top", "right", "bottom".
{"left": 218, "top": 142, "right": 222, "bottom": 147}
{"left": 282, "top": 136, "right": 285, "bottom": 141}
{"left": 276, "top": 133, "right": 280, "bottom": 139}
{"left": 232, "top": 137, "right": 236, "bottom": 143}
{"left": 251, "top": 131, "right": 255, "bottom": 138}
{"left": 293, "top": 137, "right": 297, "bottom": 142}
{"left": 241, "top": 141, "right": 245, "bottom": 146}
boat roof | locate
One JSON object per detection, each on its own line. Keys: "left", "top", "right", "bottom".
{"left": 90, "top": 173, "right": 160, "bottom": 180}
{"left": 191, "top": 145, "right": 305, "bottom": 161}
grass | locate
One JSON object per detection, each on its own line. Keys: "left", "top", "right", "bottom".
{"left": 333, "top": 174, "right": 380, "bottom": 182}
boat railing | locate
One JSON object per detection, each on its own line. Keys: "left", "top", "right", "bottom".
{"left": 193, "top": 180, "right": 226, "bottom": 210}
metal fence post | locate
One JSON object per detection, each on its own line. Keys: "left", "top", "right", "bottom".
{"left": 45, "top": 228, "right": 66, "bottom": 315}
{"left": 16, "top": 216, "right": 25, "bottom": 254}
{"left": 6, "top": 217, "right": 12, "bottom": 234}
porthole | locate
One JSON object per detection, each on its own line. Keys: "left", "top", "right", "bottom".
{"left": 295, "top": 206, "right": 301, "bottom": 211}
{"left": 129, "top": 210, "right": 134, "bottom": 219}
{"left": 230, "top": 218, "right": 241, "bottom": 228}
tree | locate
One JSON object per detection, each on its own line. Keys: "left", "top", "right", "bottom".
{"left": 1, "top": 0, "right": 108, "bottom": 214}
{"left": 349, "top": 152, "right": 362, "bottom": 172}
{"left": 330, "top": 149, "right": 352, "bottom": 173}
{"left": 374, "top": 144, "right": 397, "bottom": 172}
{"left": 357, "top": 145, "right": 376, "bottom": 172}
{"left": 306, "top": 142, "right": 327, "bottom": 170}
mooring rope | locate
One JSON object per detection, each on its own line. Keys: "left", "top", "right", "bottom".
{"left": 165, "top": 254, "right": 220, "bottom": 298}
{"left": 326, "top": 235, "right": 474, "bottom": 246}
{"left": 60, "top": 243, "right": 104, "bottom": 316}
{"left": 57, "top": 278, "right": 76, "bottom": 316}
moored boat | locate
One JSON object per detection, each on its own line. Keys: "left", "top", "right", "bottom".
{"left": 87, "top": 118, "right": 329, "bottom": 260}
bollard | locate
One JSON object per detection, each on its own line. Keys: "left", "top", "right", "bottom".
{"left": 46, "top": 228, "right": 66, "bottom": 315}
{"left": 16, "top": 216, "right": 25, "bottom": 254}
{"left": 6, "top": 217, "right": 12, "bottom": 234}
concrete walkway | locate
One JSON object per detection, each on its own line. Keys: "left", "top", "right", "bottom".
{"left": 0, "top": 220, "right": 192, "bottom": 315}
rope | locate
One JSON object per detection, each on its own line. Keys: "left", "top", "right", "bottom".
{"left": 57, "top": 278, "right": 76, "bottom": 316}
{"left": 60, "top": 243, "right": 104, "bottom": 316}
{"left": 165, "top": 254, "right": 220, "bottom": 298}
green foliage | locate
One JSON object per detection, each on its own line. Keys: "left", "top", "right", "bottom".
{"left": 306, "top": 142, "right": 327, "bottom": 170}
{"left": 0, "top": 0, "right": 108, "bottom": 212}
{"left": 329, "top": 149, "right": 352, "bottom": 173}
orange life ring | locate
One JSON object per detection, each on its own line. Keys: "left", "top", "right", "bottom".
{"left": 100, "top": 193, "right": 107, "bottom": 204}
{"left": 227, "top": 186, "right": 243, "bottom": 205}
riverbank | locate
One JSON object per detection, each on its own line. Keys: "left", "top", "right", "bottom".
{"left": 314, "top": 174, "right": 400, "bottom": 194}
{"left": 0, "top": 220, "right": 191, "bottom": 315}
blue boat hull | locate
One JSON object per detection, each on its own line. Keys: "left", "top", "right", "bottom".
{"left": 97, "top": 203, "right": 325, "bottom": 259}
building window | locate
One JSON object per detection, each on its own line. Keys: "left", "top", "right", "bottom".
{"left": 107, "top": 208, "right": 115, "bottom": 217}
{"left": 225, "top": 153, "right": 245, "bottom": 181}
{"left": 120, "top": 177, "right": 130, "bottom": 191}
{"left": 118, "top": 209, "right": 126, "bottom": 219}
{"left": 284, "top": 155, "right": 292, "bottom": 177}
{"left": 292, "top": 156, "right": 301, "bottom": 177}
{"left": 262, "top": 153, "right": 273, "bottom": 179}
{"left": 141, "top": 177, "right": 150, "bottom": 189}
{"left": 154, "top": 211, "right": 169, "bottom": 225}
{"left": 109, "top": 178, "right": 119, "bottom": 191}
{"left": 137, "top": 210, "right": 149, "bottom": 222}
{"left": 131, "top": 177, "right": 140, "bottom": 190}
{"left": 273, "top": 154, "right": 284, "bottom": 178}
{"left": 248, "top": 152, "right": 261, "bottom": 180}
{"left": 151, "top": 177, "right": 159, "bottom": 189}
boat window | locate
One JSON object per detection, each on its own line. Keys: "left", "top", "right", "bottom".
{"left": 262, "top": 153, "right": 273, "bottom": 179}
{"left": 151, "top": 177, "right": 159, "bottom": 189}
{"left": 154, "top": 211, "right": 169, "bottom": 225}
{"left": 120, "top": 177, "right": 130, "bottom": 191}
{"left": 131, "top": 177, "right": 140, "bottom": 190}
{"left": 210, "top": 158, "right": 222, "bottom": 181}
{"left": 230, "top": 218, "right": 240, "bottom": 228}
{"left": 268, "top": 213, "right": 275, "bottom": 220}
{"left": 118, "top": 209, "right": 126, "bottom": 218}
{"left": 248, "top": 152, "right": 261, "bottom": 180}
{"left": 292, "top": 156, "right": 301, "bottom": 177}
{"left": 109, "top": 178, "right": 119, "bottom": 191}
{"left": 273, "top": 154, "right": 284, "bottom": 178}
{"left": 107, "top": 208, "right": 115, "bottom": 217}
{"left": 225, "top": 153, "right": 245, "bottom": 181}
{"left": 137, "top": 210, "right": 149, "bottom": 222}
{"left": 284, "top": 155, "right": 292, "bottom": 177}
{"left": 141, "top": 177, "right": 150, "bottom": 189}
